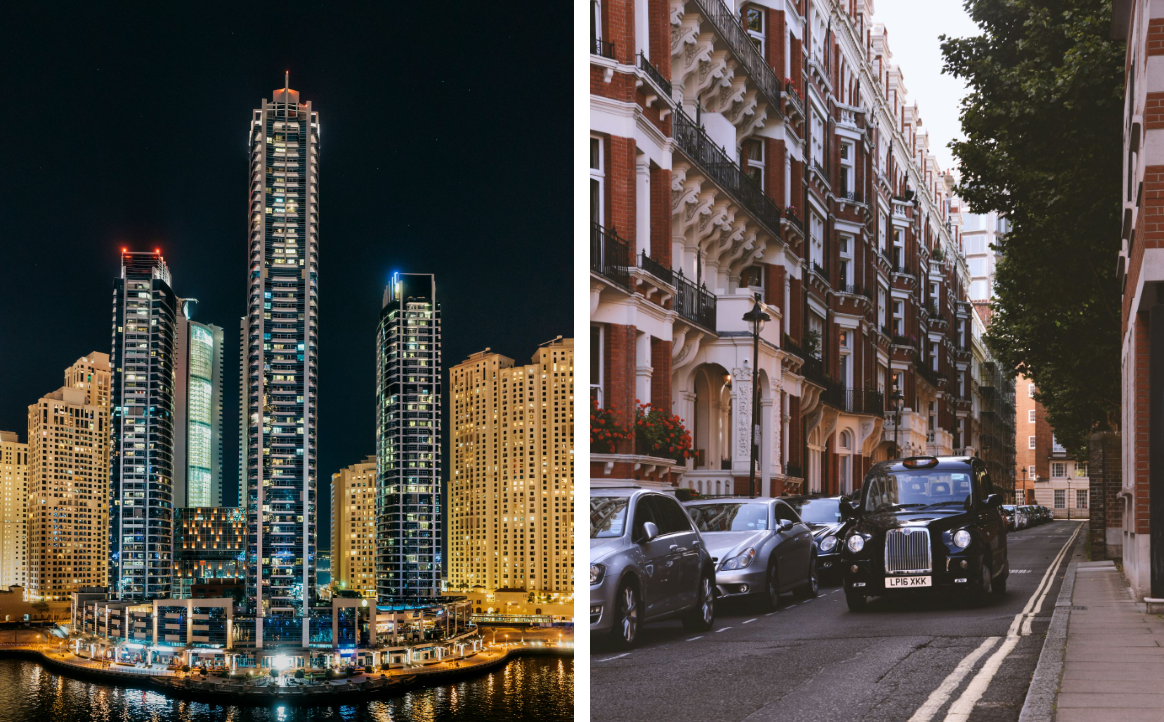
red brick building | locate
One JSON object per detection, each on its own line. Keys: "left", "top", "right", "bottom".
{"left": 590, "top": 0, "right": 1010, "bottom": 498}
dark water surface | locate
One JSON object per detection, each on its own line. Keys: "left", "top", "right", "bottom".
{"left": 0, "top": 655, "right": 573, "bottom": 721}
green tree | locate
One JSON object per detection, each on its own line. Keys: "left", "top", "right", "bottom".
{"left": 940, "top": 0, "right": 1124, "bottom": 454}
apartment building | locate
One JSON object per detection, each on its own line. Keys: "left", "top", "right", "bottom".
{"left": 173, "top": 506, "right": 245, "bottom": 599}
{"left": 448, "top": 338, "right": 574, "bottom": 603}
{"left": 175, "top": 300, "right": 225, "bottom": 508}
{"left": 27, "top": 354, "right": 111, "bottom": 601}
{"left": 330, "top": 457, "right": 377, "bottom": 599}
{"left": 590, "top": 0, "right": 1011, "bottom": 497}
{"left": 0, "top": 431, "right": 28, "bottom": 589}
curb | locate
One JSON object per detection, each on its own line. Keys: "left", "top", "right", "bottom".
{"left": 1016, "top": 536, "right": 1081, "bottom": 722}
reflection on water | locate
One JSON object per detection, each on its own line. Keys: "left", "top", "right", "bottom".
{"left": 0, "top": 655, "right": 573, "bottom": 721}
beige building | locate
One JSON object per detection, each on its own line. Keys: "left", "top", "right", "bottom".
{"left": 27, "top": 353, "right": 111, "bottom": 601}
{"left": 448, "top": 336, "right": 573, "bottom": 605}
{"left": 330, "top": 456, "right": 377, "bottom": 598}
{"left": 0, "top": 431, "right": 29, "bottom": 589}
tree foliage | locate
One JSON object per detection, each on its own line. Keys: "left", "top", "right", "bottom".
{"left": 941, "top": 0, "right": 1124, "bottom": 455}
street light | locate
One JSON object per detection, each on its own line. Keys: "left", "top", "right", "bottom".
{"left": 743, "top": 293, "right": 770, "bottom": 499}
{"left": 891, "top": 390, "right": 905, "bottom": 459}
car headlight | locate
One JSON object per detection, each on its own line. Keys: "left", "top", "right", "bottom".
{"left": 846, "top": 535, "right": 865, "bottom": 553}
{"left": 819, "top": 535, "right": 838, "bottom": 552}
{"left": 720, "top": 548, "right": 756, "bottom": 571}
{"left": 590, "top": 563, "right": 605, "bottom": 585}
{"left": 953, "top": 530, "right": 972, "bottom": 549}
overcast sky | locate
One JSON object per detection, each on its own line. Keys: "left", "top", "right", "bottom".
{"left": 873, "top": 0, "right": 980, "bottom": 172}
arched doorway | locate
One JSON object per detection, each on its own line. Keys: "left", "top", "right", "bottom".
{"left": 838, "top": 430, "right": 853, "bottom": 495}
{"left": 692, "top": 364, "right": 732, "bottom": 471}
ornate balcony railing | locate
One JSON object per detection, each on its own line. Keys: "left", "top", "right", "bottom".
{"left": 839, "top": 189, "right": 864, "bottom": 204}
{"left": 800, "top": 355, "right": 826, "bottom": 387}
{"left": 785, "top": 463, "right": 803, "bottom": 478}
{"left": 592, "top": 35, "right": 615, "bottom": 60}
{"left": 783, "top": 80, "right": 805, "bottom": 119}
{"left": 637, "top": 52, "right": 672, "bottom": 99}
{"left": 822, "top": 385, "right": 885, "bottom": 417}
{"left": 915, "top": 355, "right": 941, "bottom": 389}
{"left": 782, "top": 334, "right": 805, "bottom": 359}
{"left": 674, "top": 269, "right": 717, "bottom": 332}
{"left": 591, "top": 223, "right": 630, "bottom": 290}
{"left": 673, "top": 107, "right": 782, "bottom": 234}
{"left": 638, "top": 250, "right": 673, "bottom": 285}
{"left": 892, "top": 334, "right": 917, "bottom": 348}
{"left": 811, "top": 261, "right": 829, "bottom": 281}
{"left": 689, "top": 0, "right": 783, "bottom": 110}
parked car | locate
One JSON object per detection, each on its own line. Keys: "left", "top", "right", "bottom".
{"left": 684, "top": 497, "right": 818, "bottom": 610}
{"left": 590, "top": 487, "right": 717, "bottom": 648}
{"left": 840, "top": 456, "right": 1009, "bottom": 611}
{"left": 1001, "top": 505, "right": 1017, "bottom": 531}
{"left": 782, "top": 495, "right": 852, "bottom": 582}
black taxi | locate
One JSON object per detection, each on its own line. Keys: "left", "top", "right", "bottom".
{"left": 839, "top": 456, "right": 1008, "bottom": 611}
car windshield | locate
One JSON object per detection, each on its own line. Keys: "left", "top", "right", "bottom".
{"left": 786, "top": 498, "right": 841, "bottom": 524}
{"left": 686, "top": 503, "right": 769, "bottom": 532}
{"left": 862, "top": 470, "right": 974, "bottom": 513}
{"left": 591, "top": 496, "right": 630, "bottom": 538}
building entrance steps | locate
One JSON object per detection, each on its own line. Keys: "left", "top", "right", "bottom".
{"left": 1019, "top": 539, "right": 1164, "bottom": 721}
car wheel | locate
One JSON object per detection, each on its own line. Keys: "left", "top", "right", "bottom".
{"left": 762, "top": 560, "right": 782, "bottom": 612}
{"left": 845, "top": 588, "right": 867, "bottom": 612}
{"left": 682, "top": 572, "right": 715, "bottom": 631}
{"left": 796, "top": 555, "right": 819, "bottom": 599}
{"left": 610, "top": 580, "right": 640, "bottom": 648}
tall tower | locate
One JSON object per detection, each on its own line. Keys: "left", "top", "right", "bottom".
{"left": 376, "top": 272, "right": 441, "bottom": 601}
{"left": 110, "top": 251, "right": 177, "bottom": 601}
{"left": 244, "top": 74, "right": 320, "bottom": 639}
{"left": 449, "top": 338, "right": 574, "bottom": 596}
{"left": 28, "top": 354, "right": 111, "bottom": 601}
{"left": 174, "top": 300, "right": 225, "bottom": 508}
{"left": 0, "top": 431, "right": 29, "bottom": 590}
{"left": 330, "top": 457, "right": 377, "bottom": 599}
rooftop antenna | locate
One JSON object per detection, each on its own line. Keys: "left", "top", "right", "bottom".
{"left": 284, "top": 70, "right": 289, "bottom": 91}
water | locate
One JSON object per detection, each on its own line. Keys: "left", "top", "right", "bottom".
{"left": 0, "top": 655, "right": 573, "bottom": 721}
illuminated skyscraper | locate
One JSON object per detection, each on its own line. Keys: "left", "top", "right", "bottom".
{"left": 110, "top": 251, "right": 177, "bottom": 601}
{"left": 243, "top": 75, "right": 320, "bottom": 643}
{"left": 174, "top": 300, "right": 224, "bottom": 508}
{"left": 376, "top": 272, "right": 441, "bottom": 601}
{"left": 330, "top": 457, "right": 377, "bottom": 598}
{"left": 0, "top": 431, "right": 28, "bottom": 589}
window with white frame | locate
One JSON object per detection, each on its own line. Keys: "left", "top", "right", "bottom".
{"left": 878, "top": 136, "right": 888, "bottom": 173}
{"left": 590, "top": 325, "right": 604, "bottom": 405}
{"left": 591, "top": 0, "right": 603, "bottom": 46}
{"left": 1028, "top": 383, "right": 1035, "bottom": 397}
{"left": 840, "top": 141, "right": 855, "bottom": 196}
{"left": 1029, "top": 409, "right": 1036, "bottom": 423}
{"left": 839, "top": 330, "right": 852, "bottom": 388}
{"left": 744, "top": 5, "right": 764, "bottom": 54}
{"left": 878, "top": 213, "right": 887, "bottom": 252}
{"left": 1075, "top": 462, "right": 1088, "bottom": 478}
{"left": 743, "top": 138, "right": 764, "bottom": 190}
{"left": 811, "top": 112, "right": 825, "bottom": 168}
{"left": 590, "top": 136, "right": 604, "bottom": 226}
{"left": 1054, "top": 489, "right": 1065, "bottom": 509}
{"left": 1029, "top": 436, "right": 1036, "bottom": 449}
{"left": 930, "top": 341, "right": 939, "bottom": 372}
{"left": 878, "top": 366, "right": 887, "bottom": 396}
{"left": 892, "top": 299, "right": 904, "bottom": 335}
{"left": 1051, "top": 462, "right": 1066, "bottom": 478}
{"left": 928, "top": 401, "right": 937, "bottom": 440}
{"left": 808, "top": 313, "right": 824, "bottom": 359}
{"left": 878, "top": 287, "right": 887, "bottom": 328}
{"left": 839, "top": 235, "right": 853, "bottom": 286}
{"left": 1076, "top": 489, "right": 1088, "bottom": 509}
{"left": 809, "top": 211, "right": 824, "bottom": 269}
{"left": 893, "top": 228, "right": 905, "bottom": 268}
{"left": 740, "top": 265, "right": 763, "bottom": 290}
{"left": 1028, "top": 465, "right": 1035, "bottom": 479}
{"left": 811, "top": 9, "right": 825, "bottom": 61}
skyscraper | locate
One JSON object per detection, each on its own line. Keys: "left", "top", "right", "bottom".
{"left": 174, "top": 300, "right": 225, "bottom": 508}
{"left": 330, "top": 457, "right": 377, "bottom": 598}
{"left": 243, "top": 75, "right": 320, "bottom": 640}
{"left": 0, "top": 431, "right": 28, "bottom": 589}
{"left": 28, "top": 354, "right": 111, "bottom": 601}
{"left": 109, "top": 251, "right": 177, "bottom": 601}
{"left": 449, "top": 338, "right": 574, "bottom": 596}
{"left": 376, "top": 272, "right": 441, "bottom": 601}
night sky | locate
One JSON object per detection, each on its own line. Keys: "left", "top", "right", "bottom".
{"left": 0, "top": 5, "right": 571, "bottom": 551}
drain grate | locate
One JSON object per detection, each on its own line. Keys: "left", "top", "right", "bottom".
{"left": 1066, "top": 605, "right": 1087, "bottom": 610}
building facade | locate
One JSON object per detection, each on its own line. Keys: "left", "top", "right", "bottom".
{"left": 242, "top": 75, "right": 320, "bottom": 640}
{"left": 589, "top": 0, "right": 1012, "bottom": 498}
{"left": 175, "top": 300, "right": 225, "bottom": 508}
{"left": 109, "top": 250, "right": 178, "bottom": 601}
{"left": 448, "top": 337, "right": 575, "bottom": 602}
{"left": 173, "top": 506, "right": 246, "bottom": 599}
{"left": 0, "top": 431, "right": 28, "bottom": 589}
{"left": 330, "top": 457, "right": 377, "bottom": 598}
{"left": 961, "top": 211, "right": 1007, "bottom": 302}
{"left": 27, "top": 354, "right": 111, "bottom": 601}
{"left": 376, "top": 272, "right": 441, "bottom": 601}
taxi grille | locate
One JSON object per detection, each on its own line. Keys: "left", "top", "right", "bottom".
{"left": 885, "top": 528, "right": 932, "bottom": 574}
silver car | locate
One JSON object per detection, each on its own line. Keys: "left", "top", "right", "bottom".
{"left": 683, "top": 497, "right": 818, "bottom": 611}
{"left": 590, "top": 487, "right": 716, "bottom": 648}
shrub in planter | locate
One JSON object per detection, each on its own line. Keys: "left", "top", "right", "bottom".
{"left": 364, "top": 665, "right": 373, "bottom": 674}
{"left": 635, "top": 403, "right": 694, "bottom": 463}
{"left": 590, "top": 399, "right": 631, "bottom": 453}
{"left": 269, "top": 668, "right": 278, "bottom": 678}
{"left": 295, "top": 669, "right": 305, "bottom": 679}
{"left": 181, "top": 665, "right": 191, "bottom": 674}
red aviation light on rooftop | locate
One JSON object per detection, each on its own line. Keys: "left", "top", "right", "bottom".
{"left": 154, "top": 248, "right": 161, "bottom": 255}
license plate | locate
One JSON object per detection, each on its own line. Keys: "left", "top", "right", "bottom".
{"left": 885, "top": 576, "right": 931, "bottom": 588}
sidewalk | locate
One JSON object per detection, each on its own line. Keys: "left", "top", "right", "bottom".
{"left": 1021, "top": 549, "right": 1164, "bottom": 721}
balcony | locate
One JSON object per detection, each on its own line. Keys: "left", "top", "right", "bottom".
{"left": 591, "top": 36, "right": 615, "bottom": 60}
{"left": 821, "top": 385, "right": 885, "bottom": 417}
{"left": 915, "top": 357, "right": 941, "bottom": 390}
{"left": 673, "top": 269, "right": 717, "bottom": 332}
{"left": 637, "top": 52, "right": 673, "bottom": 102}
{"left": 782, "top": 80, "right": 805, "bottom": 125}
{"left": 682, "top": 0, "right": 784, "bottom": 112}
{"left": 811, "top": 261, "right": 829, "bottom": 282}
{"left": 637, "top": 250, "right": 672, "bottom": 285}
{"left": 673, "top": 107, "right": 782, "bottom": 236}
{"left": 590, "top": 223, "right": 630, "bottom": 290}
{"left": 838, "top": 188, "right": 864, "bottom": 205}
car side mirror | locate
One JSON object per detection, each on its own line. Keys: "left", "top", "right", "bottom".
{"left": 777, "top": 519, "right": 795, "bottom": 533}
{"left": 983, "top": 494, "right": 1001, "bottom": 508}
{"left": 640, "top": 521, "right": 659, "bottom": 544}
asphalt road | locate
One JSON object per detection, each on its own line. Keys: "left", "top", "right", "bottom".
{"left": 591, "top": 520, "right": 1084, "bottom": 722}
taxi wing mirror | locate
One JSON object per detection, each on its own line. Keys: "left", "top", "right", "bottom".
{"left": 983, "top": 494, "right": 1001, "bottom": 508}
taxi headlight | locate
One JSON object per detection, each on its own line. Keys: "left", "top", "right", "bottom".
{"left": 953, "top": 530, "right": 972, "bottom": 549}
{"left": 819, "top": 535, "right": 838, "bottom": 553}
{"left": 846, "top": 535, "right": 865, "bottom": 553}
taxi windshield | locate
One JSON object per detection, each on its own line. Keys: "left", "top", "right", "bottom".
{"left": 862, "top": 470, "right": 974, "bottom": 513}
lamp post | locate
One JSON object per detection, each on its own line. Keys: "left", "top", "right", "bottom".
{"left": 891, "top": 390, "right": 905, "bottom": 459}
{"left": 743, "top": 294, "right": 770, "bottom": 499}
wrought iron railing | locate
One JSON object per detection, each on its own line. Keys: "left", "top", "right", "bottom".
{"left": 821, "top": 385, "right": 885, "bottom": 417}
{"left": 690, "top": 0, "right": 783, "bottom": 109}
{"left": 674, "top": 269, "right": 717, "bottom": 331}
{"left": 892, "top": 334, "right": 917, "bottom": 347}
{"left": 915, "top": 355, "right": 941, "bottom": 389}
{"left": 637, "top": 52, "right": 672, "bottom": 98}
{"left": 672, "top": 107, "right": 782, "bottom": 234}
{"left": 783, "top": 80, "right": 805, "bottom": 118}
{"left": 839, "top": 189, "right": 864, "bottom": 204}
{"left": 592, "top": 35, "right": 615, "bottom": 59}
{"left": 591, "top": 223, "right": 630, "bottom": 290}
{"left": 782, "top": 333, "right": 805, "bottom": 359}
{"left": 812, "top": 261, "right": 828, "bottom": 281}
{"left": 785, "top": 463, "right": 803, "bottom": 479}
{"left": 800, "top": 355, "right": 825, "bottom": 387}
{"left": 638, "top": 250, "right": 673, "bottom": 284}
